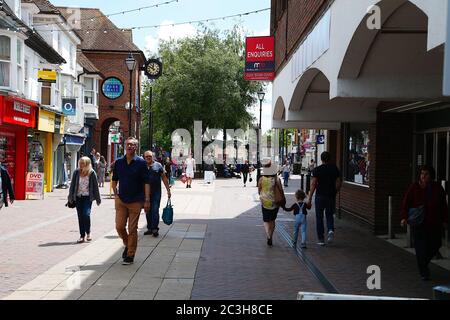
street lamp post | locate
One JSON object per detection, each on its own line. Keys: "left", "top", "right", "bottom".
{"left": 257, "top": 91, "right": 265, "bottom": 185}
{"left": 148, "top": 85, "right": 153, "bottom": 150}
{"left": 125, "top": 53, "right": 136, "bottom": 138}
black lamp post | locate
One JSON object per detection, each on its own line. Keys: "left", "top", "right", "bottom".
{"left": 257, "top": 90, "right": 265, "bottom": 185}
{"left": 125, "top": 53, "right": 136, "bottom": 138}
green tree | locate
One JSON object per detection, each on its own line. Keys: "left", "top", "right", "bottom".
{"left": 141, "top": 26, "right": 264, "bottom": 151}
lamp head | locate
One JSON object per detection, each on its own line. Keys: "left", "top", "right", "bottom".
{"left": 125, "top": 53, "right": 136, "bottom": 72}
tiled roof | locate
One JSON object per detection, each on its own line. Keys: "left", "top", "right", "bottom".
{"left": 57, "top": 7, "right": 141, "bottom": 52}
{"left": 77, "top": 50, "right": 102, "bottom": 76}
{"left": 22, "top": 0, "right": 60, "bottom": 15}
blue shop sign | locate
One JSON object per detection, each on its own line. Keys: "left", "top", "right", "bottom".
{"left": 102, "top": 77, "right": 124, "bottom": 100}
{"left": 317, "top": 135, "right": 325, "bottom": 145}
{"left": 64, "top": 135, "right": 85, "bottom": 146}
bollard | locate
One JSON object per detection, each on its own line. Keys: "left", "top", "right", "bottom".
{"left": 306, "top": 174, "right": 311, "bottom": 194}
{"left": 433, "top": 286, "right": 450, "bottom": 300}
{"left": 300, "top": 174, "right": 305, "bottom": 191}
{"left": 388, "top": 196, "right": 395, "bottom": 239}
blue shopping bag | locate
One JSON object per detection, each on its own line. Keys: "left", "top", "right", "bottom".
{"left": 162, "top": 199, "right": 174, "bottom": 225}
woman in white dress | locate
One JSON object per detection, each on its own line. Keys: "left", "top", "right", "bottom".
{"left": 185, "top": 154, "right": 195, "bottom": 188}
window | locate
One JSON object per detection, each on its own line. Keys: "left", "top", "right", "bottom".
{"left": 0, "top": 36, "right": 11, "bottom": 87}
{"left": 17, "top": 41, "right": 23, "bottom": 92}
{"left": 84, "top": 77, "right": 94, "bottom": 104}
{"left": 70, "top": 45, "right": 74, "bottom": 70}
{"left": 24, "top": 59, "right": 29, "bottom": 95}
{"left": 345, "top": 124, "right": 371, "bottom": 186}
{"left": 41, "top": 81, "right": 52, "bottom": 105}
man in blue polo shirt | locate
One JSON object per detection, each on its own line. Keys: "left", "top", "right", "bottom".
{"left": 112, "top": 137, "right": 151, "bottom": 265}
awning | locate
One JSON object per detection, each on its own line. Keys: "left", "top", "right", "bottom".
{"left": 64, "top": 134, "right": 85, "bottom": 146}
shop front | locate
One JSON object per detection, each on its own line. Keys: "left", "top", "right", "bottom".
{"left": 36, "top": 107, "right": 64, "bottom": 193}
{"left": 0, "top": 95, "right": 38, "bottom": 200}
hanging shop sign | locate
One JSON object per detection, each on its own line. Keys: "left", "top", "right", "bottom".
{"left": 54, "top": 114, "right": 65, "bottom": 134}
{"left": 317, "top": 135, "right": 325, "bottom": 145}
{"left": 244, "top": 36, "right": 275, "bottom": 81}
{"left": 102, "top": 77, "right": 124, "bottom": 100}
{"left": 38, "top": 70, "right": 57, "bottom": 83}
{"left": 62, "top": 98, "right": 77, "bottom": 116}
{"left": 0, "top": 96, "right": 37, "bottom": 128}
{"left": 108, "top": 132, "right": 122, "bottom": 145}
{"left": 25, "top": 172, "right": 44, "bottom": 200}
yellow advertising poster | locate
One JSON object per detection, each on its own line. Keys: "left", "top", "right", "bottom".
{"left": 38, "top": 70, "right": 57, "bottom": 83}
{"left": 38, "top": 109, "right": 56, "bottom": 132}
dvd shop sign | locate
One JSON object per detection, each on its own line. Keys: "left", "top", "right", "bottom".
{"left": 26, "top": 172, "right": 44, "bottom": 200}
{"left": 245, "top": 36, "right": 275, "bottom": 81}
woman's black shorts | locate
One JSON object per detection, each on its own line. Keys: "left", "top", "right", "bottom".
{"left": 262, "top": 207, "right": 279, "bottom": 222}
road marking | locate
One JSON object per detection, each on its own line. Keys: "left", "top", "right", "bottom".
{"left": 276, "top": 223, "right": 339, "bottom": 294}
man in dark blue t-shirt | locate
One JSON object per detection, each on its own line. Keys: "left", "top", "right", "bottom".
{"left": 308, "top": 151, "right": 342, "bottom": 246}
{"left": 144, "top": 151, "right": 171, "bottom": 237}
{"left": 112, "top": 138, "right": 151, "bottom": 265}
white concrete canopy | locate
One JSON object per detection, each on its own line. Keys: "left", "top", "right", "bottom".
{"left": 272, "top": 0, "right": 449, "bottom": 127}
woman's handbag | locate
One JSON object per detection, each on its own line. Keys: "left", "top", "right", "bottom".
{"left": 169, "top": 176, "right": 175, "bottom": 186}
{"left": 180, "top": 173, "right": 187, "bottom": 184}
{"left": 162, "top": 199, "right": 174, "bottom": 225}
{"left": 408, "top": 206, "right": 425, "bottom": 226}
{"left": 274, "top": 178, "right": 286, "bottom": 207}
{"left": 66, "top": 200, "right": 76, "bottom": 209}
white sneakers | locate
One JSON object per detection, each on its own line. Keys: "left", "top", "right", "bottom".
{"left": 327, "top": 231, "right": 334, "bottom": 244}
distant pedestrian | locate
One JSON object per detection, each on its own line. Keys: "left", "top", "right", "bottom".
{"left": 97, "top": 156, "right": 107, "bottom": 188}
{"left": 308, "top": 151, "right": 342, "bottom": 246}
{"left": 185, "top": 154, "right": 196, "bottom": 188}
{"left": 203, "top": 155, "right": 215, "bottom": 185}
{"left": 144, "top": 151, "right": 171, "bottom": 238}
{"left": 0, "top": 164, "right": 14, "bottom": 210}
{"left": 258, "top": 158, "right": 285, "bottom": 247}
{"left": 284, "top": 190, "right": 311, "bottom": 249}
{"left": 67, "top": 157, "right": 101, "bottom": 244}
{"left": 308, "top": 159, "right": 315, "bottom": 174}
{"left": 281, "top": 160, "right": 290, "bottom": 187}
{"left": 400, "top": 165, "right": 448, "bottom": 281}
{"left": 164, "top": 157, "right": 172, "bottom": 181}
{"left": 112, "top": 138, "right": 151, "bottom": 265}
{"left": 241, "top": 160, "right": 251, "bottom": 187}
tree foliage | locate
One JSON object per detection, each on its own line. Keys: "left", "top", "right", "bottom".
{"left": 141, "top": 27, "right": 264, "bottom": 150}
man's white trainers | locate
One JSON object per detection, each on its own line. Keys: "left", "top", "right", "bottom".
{"left": 327, "top": 231, "right": 334, "bottom": 244}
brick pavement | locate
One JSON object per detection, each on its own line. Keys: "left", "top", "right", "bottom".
{"left": 0, "top": 186, "right": 117, "bottom": 299}
{"left": 3, "top": 176, "right": 449, "bottom": 300}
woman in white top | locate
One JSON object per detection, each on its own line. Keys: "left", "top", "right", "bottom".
{"left": 184, "top": 154, "right": 196, "bottom": 189}
{"left": 68, "top": 157, "right": 101, "bottom": 244}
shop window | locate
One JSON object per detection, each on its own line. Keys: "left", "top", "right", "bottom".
{"left": 0, "top": 131, "right": 16, "bottom": 186}
{"left": 84, "top": 77, "right": 94, "bottom": 104}
{"left": 41, "top": 81, "right": 52, "bottom": 106}
{"left": 0, "top": 36, "right": 11, "bottom": 87}
{"left": 345, "top": 124, "right": 370, "bottom": 186}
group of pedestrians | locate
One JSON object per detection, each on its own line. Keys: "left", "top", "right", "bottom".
{"left": 89, "top": 148, "right": 107, "bottom": 188}
{"left": 258, "top": 152, "right": 340, "bottom": 249}
{"left": 258, "top": 151, "right": 448, "bottom": 281}
{"left": 67, "top": 137, "right": 171, "bottom": 265}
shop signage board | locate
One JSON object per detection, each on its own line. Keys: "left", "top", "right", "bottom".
{"left": 38, "top": 109, "right": 55, "bottom": 132}
{"left": 38, "top": 70, "right": 57, "bottom": 83}
{"left": 245, "top": 36, "right": 275, "bottom": 81}
{"left": 62, "top": 98, "right": 77, "bottom": 116}
{"left": 25, "top": 172, "right": 44, "bottom": 200}
{"left": 102, "top": 77, "right": 124, "bottom": 100}
{"left": 1, "top": 97, "right": 37, "bottom": 128}
{"left": 317, "top": 135, "right": 325, "bottom": 145}
{"left": 108, "top": 133, "right": 121, "bottom": 145}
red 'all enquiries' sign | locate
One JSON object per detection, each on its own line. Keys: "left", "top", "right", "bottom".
{"left": 245, "top": 36, "right": 275, "bottom": 81}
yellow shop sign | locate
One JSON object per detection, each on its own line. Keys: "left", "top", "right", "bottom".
{"left": 38, "top": 70, "right": 57, "bottom": 83}
{"left": 38, "top": 109, "right": 56, "bottom": 132}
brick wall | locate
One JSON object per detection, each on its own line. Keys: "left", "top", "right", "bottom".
{"left": 271, "top": 0, "right": 333, "bottom": 73}
{"left": 374, "top": 111, "right": 414, "bottom": 235}
{"left": 83, "top": 51, "right": 144, "bottom": 157}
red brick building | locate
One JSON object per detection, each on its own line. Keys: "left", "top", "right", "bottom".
{"left": 59, "top": 7, "right": 145, "bottom": 159}
{"left": 270, "top": 0, "right": 450, "bottom": 234}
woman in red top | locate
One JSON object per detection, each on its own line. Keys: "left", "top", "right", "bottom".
{"left": 400, "top": 165, "right": 448, "bottom": 281}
